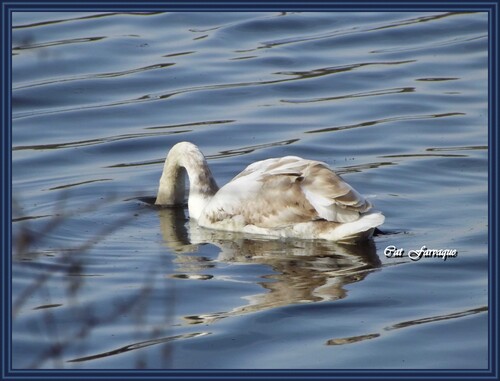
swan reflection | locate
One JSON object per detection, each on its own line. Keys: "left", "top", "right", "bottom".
{"left": 158, "top": 207, "right": 381, "bottom": 325}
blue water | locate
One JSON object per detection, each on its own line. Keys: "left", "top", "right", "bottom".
{"left": 12, "top": 11, "right": 488, "bottom": 369}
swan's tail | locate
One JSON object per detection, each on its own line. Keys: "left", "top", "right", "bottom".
{"left": 329, "top": 212, "right": 385, "bottom": 243}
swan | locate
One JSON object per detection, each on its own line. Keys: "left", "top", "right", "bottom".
{"left": 155, "top": 142, "right": 384, "bottom": 242}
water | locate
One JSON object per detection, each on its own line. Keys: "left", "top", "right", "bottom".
{"left": 11, "top": 11, "right": 488, "bottom": 369}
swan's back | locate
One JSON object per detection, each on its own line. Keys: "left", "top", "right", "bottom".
{"left": 197, "top": 156, "right": 383, "bottom": 240}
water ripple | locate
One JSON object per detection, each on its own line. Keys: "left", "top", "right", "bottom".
{"left": 305, "top": 112, "right": 466, "bottom": 134}
{"left": 13, "top": 12, "right": 160, "bottom": 30}
{"left": 370, "top": 34, "right": 486, "bottom": 54}
{"left": 13, "top": 63, "right": 175, "bottom": 91}
{"left": 13, "top": 129, "right": 188, "bottom": 151}
{"left": 12, "top": 59, "right": 415, "bottom": 120}
{"left": 281, "top": 87, "right": 415, "bottom": 104}
{"left": 67, "top": 332, "right": 210, "bottom": 363}
{"left": 325, "top": 306, "right": 487, "bottom": 346}
{"left": 234, "top": 12, "right": 469, "bottom": 53}
{"left": 13, "top": 36, "right": 105, "bottom": 51}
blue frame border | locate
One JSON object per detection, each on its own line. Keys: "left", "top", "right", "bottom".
{"left": 1, "top": 1, "right": 498, "bottom": 380}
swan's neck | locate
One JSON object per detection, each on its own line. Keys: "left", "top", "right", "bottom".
{"left": 155, "top": 142, "right": 219, "bottom": 219}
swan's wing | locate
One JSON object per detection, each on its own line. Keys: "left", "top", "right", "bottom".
{"left": 299, "top": 162, "right": 372, "bottom": 223}
{"left": 201, "top": 157, "right": 373, "bottom": 228}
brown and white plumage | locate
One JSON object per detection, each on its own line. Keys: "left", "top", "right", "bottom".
{"left": 155, "top": 142, "right": 384, "bottom": 242}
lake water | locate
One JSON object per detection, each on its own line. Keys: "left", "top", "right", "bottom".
{"left": 11, "top": 11, "right": 488, "bottom": 370}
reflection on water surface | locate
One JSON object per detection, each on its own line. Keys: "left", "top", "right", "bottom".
{"left": 158, "top": 207, "right": 382, "bottom": 324}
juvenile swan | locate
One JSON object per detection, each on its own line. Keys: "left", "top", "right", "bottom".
{"left": 155, "top": 142, "right": 384, "bottom": 241}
